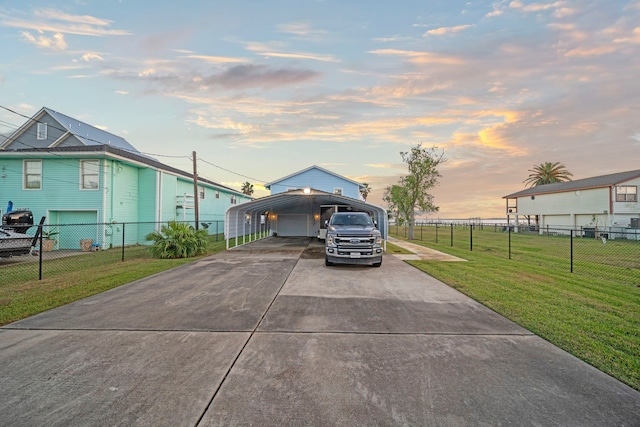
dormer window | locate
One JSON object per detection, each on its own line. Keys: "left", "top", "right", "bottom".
{"left": 37, "top": 123, "right": 47, "bottom": 140}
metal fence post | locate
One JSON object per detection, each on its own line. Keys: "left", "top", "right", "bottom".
{"left": 470, "top": 224, "right": 473, "bottom": 251}
{"left": 450, "top": 223, "right": 454, "bottom": 247}
{"left": 570, "top": 229, "right": 574, "bottom": 273}
{"left": 121, "top": 222, "right": 125, "bottom": 262}
{"left": 508, "top": 225, "right": 512, "bottom": 260}
{"left": 38, "top": 226, "right": 44, "bottom": 280}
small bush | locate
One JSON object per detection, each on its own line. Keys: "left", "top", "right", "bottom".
{"left": 145, "top": 222, "right": 209, "bottom": 259}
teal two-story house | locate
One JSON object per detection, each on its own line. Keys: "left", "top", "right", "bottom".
{"left": 0, "top": 107, "right": 250, "bottom": 249}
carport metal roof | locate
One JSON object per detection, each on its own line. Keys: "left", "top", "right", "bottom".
{"left": 225, "top": 188, "right": 388, "bottom": 248}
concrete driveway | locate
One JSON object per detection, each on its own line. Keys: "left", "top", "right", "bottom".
{"left": 1, "top": 237, "right": 639, "bottom": 426}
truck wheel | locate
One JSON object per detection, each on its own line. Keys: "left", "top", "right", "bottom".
{"left": 325, "top": 256, "right": 333, "bottom": 266}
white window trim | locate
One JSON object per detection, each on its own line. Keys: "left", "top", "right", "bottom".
{"left": 37, "top": 122, "right": 47, "bottom": 140}
{"left": 80, "top": 159, "right": 100, "bottom": 190}
{"left": 333, "top": 187, "right": 343, "bottom": 196}
{"left": 199, "top": 186, "right": 205, "bottom": 200}
{"left": 23, "top": 159, "right": 42, "bottom": 190}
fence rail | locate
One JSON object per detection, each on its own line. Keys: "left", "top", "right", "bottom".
{"left": 0, "top": 220, "right": 224, "bottom": 285}
{"left": 390, "top": 222, "right": 640, "bottom": 285}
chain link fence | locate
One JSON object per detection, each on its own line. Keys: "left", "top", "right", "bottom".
{"left": 0, "top": 221, "right": 224, "bottom": 285}
{"left": 390, "top": 222, "right": 640, "bottom": 285}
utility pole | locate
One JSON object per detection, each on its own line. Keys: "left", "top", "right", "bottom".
{"left": 193, "top": 151, "right": 199, "bottom": 230}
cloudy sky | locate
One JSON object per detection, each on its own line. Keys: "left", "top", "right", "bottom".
{"left": 1, "top": 0, "right": 639, "bottom": 218}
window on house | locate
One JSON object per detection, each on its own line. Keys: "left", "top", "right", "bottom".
{"left": 37, "top": 123, "right": 47, "bottom": 140}
{"left": 199, "top": 187, "right": 205, "bottom": 199}
{"left": 231, "top": 195, "right": 237, "bottom": 204}
{"left": 24, "top": 160, "right": 42, "bottom": 189}
{"left": 616, "top": 185, "right": 638, "bottom": 202}
{"left": 215, "top": 190, "right": 220, "bottom": 199}
{"left": 80, "top": 160, "right": 100, "bottom": 190}
{"left": 334, "top": 188, "right": 343, "bottom": 196}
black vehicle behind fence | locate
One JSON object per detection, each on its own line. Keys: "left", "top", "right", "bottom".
{"left": 324, "top": 212, "right": 383, "bottom": 267}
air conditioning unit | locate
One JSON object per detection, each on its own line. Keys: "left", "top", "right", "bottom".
{"left": 630, "top": 218, "right": 640, "bottom": 228}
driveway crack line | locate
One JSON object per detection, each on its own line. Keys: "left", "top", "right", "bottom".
{"left": 193, "top": 240, "right": 308, "bottom": 427}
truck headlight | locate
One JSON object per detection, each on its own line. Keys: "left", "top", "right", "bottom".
{"left": 375, "top": 235, "right": 382, "bottom": 245}
{"left": 327, "top": 234, "right": 335, "bottom": 246}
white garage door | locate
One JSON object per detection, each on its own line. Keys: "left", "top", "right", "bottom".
{"left": 276, "top": 214, "right": 310, "bottom": 236}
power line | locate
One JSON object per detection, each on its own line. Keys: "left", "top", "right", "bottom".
{"left": 0, "top": 104, "right": 272, "bottom": 188}
{"left": 196, "top": 157, "right": 266, "bottom": 184}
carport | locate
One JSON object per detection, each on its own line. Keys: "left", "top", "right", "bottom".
{"left": 224, "top": 188, "right": 387, "bottom": 249}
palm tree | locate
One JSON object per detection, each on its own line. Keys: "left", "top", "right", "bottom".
{"left": 241, "top": 181, "right": 254, "bottom": 196}
{"left": 360, "top": 183, "right": 371, "bottom": 201}
{"left": 523, "top": 162, "right": 573, "bottom": 187}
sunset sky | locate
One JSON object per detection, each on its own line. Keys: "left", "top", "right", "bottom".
{"left": 1, "top": 0, "right": 639, "bottom": 219}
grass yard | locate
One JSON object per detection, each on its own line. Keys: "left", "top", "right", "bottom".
{"left": 389, "top": 228, "right": 640, "bottom": 391}
{"left": 0, "top": 236, "right": 229, "bottom": 326}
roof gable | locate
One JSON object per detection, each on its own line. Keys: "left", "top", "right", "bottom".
{"left": 1, "top": 107, "right": 145, "bottom": 157}
{"left": 503, "top": 169, "right": 640, "bottom": 198}
{"left": 44, "top": 108, "right": 143, "bottom": 155}
{"left": 265, "top": 165, "right": 363, "bottom": 190}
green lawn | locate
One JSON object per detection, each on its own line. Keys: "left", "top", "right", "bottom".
{"left": 0, "top": 237, "right": 229, "bottom": 326}
{"left": 390, "top": 227, "right": 640, "bottom": 391}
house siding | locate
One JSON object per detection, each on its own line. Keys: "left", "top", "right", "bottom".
{"left": 0, "top": 157, "right": 104, "bottom": 222}
{"left": 137, "top": 168, "right": 158, "bottom": 242}
{"left": 517, "top": 187, "right": 609, "bottom": 216}
{"left": 161, "top": 172, "right": 178, "bottom": 221}
{"left": 269, "top": 168, "right": 361, "bottom": 199}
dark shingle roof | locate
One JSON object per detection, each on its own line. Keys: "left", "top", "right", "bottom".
{"left": 503, "top": 169, "right": 640, "bottom": 198}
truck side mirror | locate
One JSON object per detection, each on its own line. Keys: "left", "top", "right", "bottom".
{"left": 324, "top": 220, "right": 329, "bottom": 227}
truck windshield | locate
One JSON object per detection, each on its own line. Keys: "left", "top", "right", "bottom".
{"left": 331, "top": 214, "right": 372, "bottom": 226}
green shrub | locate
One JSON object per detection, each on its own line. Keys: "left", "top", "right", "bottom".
{"left": 145, "top": 222, "right": 209, "bottom": 259}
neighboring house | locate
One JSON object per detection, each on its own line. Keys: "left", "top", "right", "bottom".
{"left": 0, "top": 107, "right": 250, "bottom": 249}
{"left": 265, "top": 165, "right": 365, "bottom": 200}
{"left": 503, "top": 169, "right": 640, "bottom": 238}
